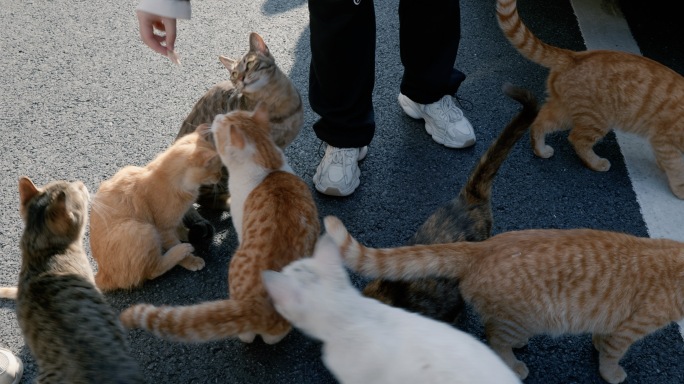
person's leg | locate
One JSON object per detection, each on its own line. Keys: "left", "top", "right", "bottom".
{"left": 0, "top": 347, "right": 23, "bottom": 384}
{"left": 309, "top": 0, "right": 376, "bottom": 148}
{"left": 399, "top": 0, "right": 463, "bottom": 103}
{"left": 309, "top": 0, "right": 376, "bottom": 196}
{"left": 397, "top": 0, "right": 476, "bottom": 148}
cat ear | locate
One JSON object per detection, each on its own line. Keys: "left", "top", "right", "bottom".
{"left": 313, "top": 234, "right": 345, "bottom": 275}
{"left": 194, "top": 123, "right": 213, "bottom": 142}
{"left": 262, "top": 270, "right": 302, "bottom": 315}
{"left": 252, "top": 102, "right": 270, "bottom": 126}
{"left": 219, "top": 55, "right": 237, "bottom": 71}
{"left": 249, "top": 32, "right": 270, "bottom": 56}
{"left": 18, "top": 176, "right": 40, "bottom": 210}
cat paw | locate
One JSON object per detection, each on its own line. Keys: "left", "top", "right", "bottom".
{"left": 512, "top": 338, "right": 529, "bottom": 349}
{"left": 534, "top": 145, "right": 554, "bottom": 159}
{"left": 238, "top": 332, "right": 256, "bottom": 343}
{"left": 512, "top": 361, "right": 529, "bottom": 380}
{"left": 180, "top": 255, "right": 205, "bottom": 271}
{"left": 589, "top": 158, "right": 611, "bottom": 172}
{"left": 599, "top": 363, "right": 627, "bottom": 384}
{"left": 175, "top": 243, "right": 195, "bottom": 255}
{"left": 669, "top": 183, "right": 684, "bottom": 199}
{"left": 188, "top": 220, "right": 215, "bottom": 244}
{"left": 262, "top": 332, "right": 289, "bottom": 345}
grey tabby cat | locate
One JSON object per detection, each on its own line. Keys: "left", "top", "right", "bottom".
{"left": 0, "top": 177, "right": 143, "bottom": 384}
{"left": 363, "top": 83, "right": 538, "bottom": 324}
{"left": 177, "top": 32, "right": 303, "bottom": 243}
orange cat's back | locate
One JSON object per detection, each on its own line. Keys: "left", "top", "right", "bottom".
{"left": 326, "top": 215, "right": 684, "bottom": 383}
{"left": 229, "top": 170, "right": 320, "bottom": 304}
{"left": 496, "top": 0, "right": 684, "bottom": 199}
{"left": 90, "top": 130, "right": 222, "bottom": 291}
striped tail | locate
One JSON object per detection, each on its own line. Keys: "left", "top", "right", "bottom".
{"left": 0, "top": 287, "right": 17, "bottom": 299}
{"left": 323, "top": 216, "right": 476, "bottom": 281}
{"left": 461, "top": 82, "right": 538, "bottom": 203}
{"left": 120, "top": 298, "right": 272, "bottom": 342}
{"left": 496, "top": 0, "right": 574, "bottom": 69}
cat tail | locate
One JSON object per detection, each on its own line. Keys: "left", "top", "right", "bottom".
{"left": 120, "top": 298, "right": 273, "bottom": 342}
{"left": 461, "top": 82, "right": 538, "bottom": 203}
{"left": 324, "top": 216, "right": 475, "bottom": 280}
{"left": 496, "top": 0, "right": 574, "bottom": 69}
{"left": 0, "top": 287, "right": 17, "bottom": 299}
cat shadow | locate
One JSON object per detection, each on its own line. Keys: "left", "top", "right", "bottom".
{"left": 190, "top": 205, "right": 233, "bottom": 253}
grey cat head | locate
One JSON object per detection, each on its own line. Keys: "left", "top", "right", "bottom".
{"left": 263, "top": 235, "right": 350, "bottom": 328}
{"left": 18, "top": 177, "right": 89, "bottom": 252}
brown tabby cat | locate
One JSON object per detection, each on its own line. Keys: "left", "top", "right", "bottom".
{"left": 177, "top": 32, "right": 304, "bottom": 242}
{"left": 324, "top": 215, "right": 684, "bottom": 384}
{"left": 0, "top": 177, "right": 142, "bottom": 383}
{"left": 363, "top": 83, "right": 537, "bottom": 324}
{"left": 90, "top": 125, "right": 223, "bottom": 291}
{"left": 119, "top": 102, "right": 319, "bottom": 344}
{"left": 497, "top": 0, "right": 684, "bottom": 199}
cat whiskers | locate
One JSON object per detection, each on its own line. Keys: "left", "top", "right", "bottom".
{"left": 89, "top": 198, "right": 116, "bottom": 232}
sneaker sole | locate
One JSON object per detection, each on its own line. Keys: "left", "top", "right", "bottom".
{"left": 426, "top": 123, "right": 476, "bottom": 149}
{"left": 315, "top": 183, "right": 359, "bottom": 197}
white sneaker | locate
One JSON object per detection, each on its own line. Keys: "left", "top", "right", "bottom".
{"left": 0, "top": 348, "right": 22, "bottom": 384}
{"left": 398, "top": 93, "right": 476, "bottom": 148}
{"left": 313, "top": 145, "right": 368, "bottom": 197}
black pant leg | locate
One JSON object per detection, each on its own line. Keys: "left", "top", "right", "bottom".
{"left": 398, "top": 0, "right": 465, "bottom": 104}
{"left": 308, "top": 0, "right": 376, "bottom": 148}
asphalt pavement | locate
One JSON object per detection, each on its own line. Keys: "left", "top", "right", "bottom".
{"left": 1, "top": 0, "right": 683, "bottom": 383}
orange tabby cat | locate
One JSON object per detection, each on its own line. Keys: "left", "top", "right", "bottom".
{"left": 119, "top": 102, "right": 319, "bottom": 344}
{"left": 324, "top": 215, "right": 684, "bottom": 384}
{"left": 497, "top": 0, "right": 684, "bottom": 198}
{"left": 90, "top": 125, "right": 223, "bottom": 291}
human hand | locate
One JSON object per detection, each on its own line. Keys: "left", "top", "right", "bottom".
{"left": 136, "top": 10, "right": 178, "bottom": 56}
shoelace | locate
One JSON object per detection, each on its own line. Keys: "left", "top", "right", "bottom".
{"left": 318, "top": 142, "right": 357, "bottom": 167}
{"left": 429, "top": 96, "right": 464, "bottom": 121}
{"left": 454, "top": 94, "right": 474, "bottom": 112}
{"left": 329, "top": 147, "right": 356, "bottom": 166}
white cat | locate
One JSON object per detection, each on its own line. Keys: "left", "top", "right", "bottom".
{"left": 262, "top": 235, "right": 521, "bottom": 384}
